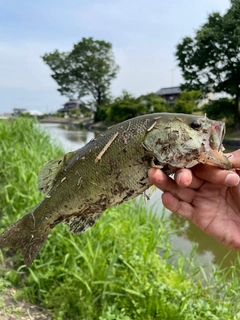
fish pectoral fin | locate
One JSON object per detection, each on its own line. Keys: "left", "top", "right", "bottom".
{"left": 63, "top": 212, "right": 102, "bottom": 234}
{"left": 144, "top": 185, "right": 157, "bottom": 201}
{"left": 38, "top": 151, "right": 75, "bottom": 194}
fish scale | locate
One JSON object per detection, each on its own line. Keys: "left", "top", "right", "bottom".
{"left": 0, "top": 113, "right": 231, "bottom": 267}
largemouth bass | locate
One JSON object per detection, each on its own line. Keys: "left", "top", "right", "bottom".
{"left": 0, "top": 113, "right": 231, "bottom": 266}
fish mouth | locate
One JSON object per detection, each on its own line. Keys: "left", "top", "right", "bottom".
{"left": 199, "top": 121, "right": 232, "bottom": 169}
{"left": 201, "top": 121, "right": 225, "bottom": 152}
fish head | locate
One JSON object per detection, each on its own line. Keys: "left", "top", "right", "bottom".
{"left": 144, "top": 113, "right": 232, "bottom": 170}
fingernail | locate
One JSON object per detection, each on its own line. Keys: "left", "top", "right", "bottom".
{"left": 225, "top": 173, "right": 240, "bottom": 186}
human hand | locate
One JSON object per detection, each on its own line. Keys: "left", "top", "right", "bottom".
{"left": 148, "top": 149, "right": 240, "bottom": 250}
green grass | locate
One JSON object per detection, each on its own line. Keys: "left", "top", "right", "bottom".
{"left": 0, "top": 118, "right": 240, "bottom": 320}
{"left": 0, "top": 119, "right": 63, "bottom": 224}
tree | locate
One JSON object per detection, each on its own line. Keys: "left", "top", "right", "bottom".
{"left": 175, "top": 0, "right": 240, "bottom": 127}
{"left": 138, "top": 93, "right": 170, "bottom": 113}
{"left": 202, "top": 98, "right": 235, "bottom": 123}
{"left": 105, "top": 91, "right": 145, "bottom": 123}
{"left": 105, "top": 91, "right": 170, "bottom": 123}
{"left": 173, "top": 90, "right": 201, "bottom": 114}
{"left": 69, "top": 108, "right": 81, "bottom": 119}
{"left": 42, "top": 37, "right": 119, "bottom": 108}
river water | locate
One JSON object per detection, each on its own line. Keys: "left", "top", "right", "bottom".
{"left": 41, "top": 123, "right": 238, "bottom": 270}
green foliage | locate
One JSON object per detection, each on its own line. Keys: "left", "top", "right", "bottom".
{"left": 0, "top": 118, "right": 240, "bottom": 319}
{"left": 55, "top": 112, "right": 65, "bottom": 118}
{"left": 104, "top": 91, "right": 170, "bottom": 123}
{"left": 173, "top": 90, "right": 201, "bottom": 114}
{"left": 69, "top": 108, "right": 81, "bottom": 119}
{"left": 94, "top": 105, "right": 108, "bottom": 122}
{"left": 176, "top": 1, "right": 240, "bottom": 125}
{"left": 80, "top": 105, "right": 93, "bottom": 118}
{"left": 139, "top": 92, "right": 171, "bottom": 113}
{"left": 106, "top": 91, "right": 144, "bottom": 122}
{"left": 0, "top": 118, "right": 63, "bottom": 231}
{"left": 19, "top": 112, "right": 32, "bottom": 118}
{"left": 42, "top": 37, "right": 119, "bottom": 107}
{"left": 202, "top": 98, "right": 235, "bottom": 124}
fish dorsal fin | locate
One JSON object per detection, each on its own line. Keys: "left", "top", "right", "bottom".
{"left": 38, "top": 151, "right": 75, "bottom": 194}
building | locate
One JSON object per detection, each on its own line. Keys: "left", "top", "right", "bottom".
{"left": 156, "top": 86, "right": 215, "bottom": 107}
{"left": 197, "top": 92, "right": 215, "bottom": 107}
{"left": 13, "top": 108, "right": 43, "bottom": 117}
{"left": 28, "top": 110, "right": 43, "bottom": 116}
{"left": 57, "top": 99, "right": 83, "bottom": 114}
{"left": 13, "top": 108, "right": 27, "bottom": 116}
{"left": 155, "top": 86, "right": 181, "bottom": 105}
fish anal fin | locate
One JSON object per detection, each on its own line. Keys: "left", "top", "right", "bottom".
{"left": 63, "top": 212, "right": 102, "bottom": 234}
{"left": 38, "top": 151, "right": 75, "bottom": 194}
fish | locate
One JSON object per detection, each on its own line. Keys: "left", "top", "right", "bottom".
{"left": 0, "top": 113, "right": 231, "bottom": 267}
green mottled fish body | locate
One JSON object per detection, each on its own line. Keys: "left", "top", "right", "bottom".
{"left": 0, "top": 113, "right": 231, "bottom": 266}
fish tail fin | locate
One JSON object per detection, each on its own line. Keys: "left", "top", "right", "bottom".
{"left": 0, "top": 210, "right": 51, "bottom": 267}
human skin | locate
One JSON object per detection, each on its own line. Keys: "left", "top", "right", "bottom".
{"left": 148, "top": 149, "right": 240, "bottom": 250}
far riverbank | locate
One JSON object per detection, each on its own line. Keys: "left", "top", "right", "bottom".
{"left": 39, "top": 116, "right": 240, "bottom": 148}
{"left": 39, "top": 115, "right": 108, "bottom": 131}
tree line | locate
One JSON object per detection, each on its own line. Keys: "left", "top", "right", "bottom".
{"left": 42, "top": 0, "right": 240, "bottom": 127}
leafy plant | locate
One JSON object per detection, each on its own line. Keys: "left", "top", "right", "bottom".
{"left": 173, "top": 90, "right": 201, "bottom": 114}
{"left": 176, "top": 0, "right": 240, "bottom": 127}
{"left": 104, "top": 91, "right": 170, "bottom": 123}
{"left": 201, "top": 98, "right": 235, "bottom": 126}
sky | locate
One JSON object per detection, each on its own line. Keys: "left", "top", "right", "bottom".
{"left": 0, "top": 0, "right": 230, "bottom": 114}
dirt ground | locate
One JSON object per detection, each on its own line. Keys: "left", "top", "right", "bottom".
{"left": 0, "top": 288, "right": 51, "bottom": 320}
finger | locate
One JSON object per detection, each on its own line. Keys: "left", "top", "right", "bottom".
{"left": 162, "top": 192, "right": 194, "bottom": 221}
{"left": 148, "top": 168, "right": 176, "bottom": 191}
{"left": 225, "top": 149, "right": 240, "bottom": 168}
{"left": 192, "top": 164, "right": 240, "bottom": 187}
{"left": 174, "top": 169, "right": 204, "bottom": 189}
{"left": 175, "top": 166, "right": 240, "bottom": 188}
{"left": 148, "top": 168, "right": 196, "bottom": 203}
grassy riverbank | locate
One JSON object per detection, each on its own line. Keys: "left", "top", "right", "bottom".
{"left": 0, "top": 118, "right": 240, "bottom": 320}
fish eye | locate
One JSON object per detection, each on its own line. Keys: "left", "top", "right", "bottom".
{"left": 190, "top": 120, "right": 202, "bottom": 130}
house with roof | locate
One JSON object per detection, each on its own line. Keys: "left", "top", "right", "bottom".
{"left": 156, "top": 86, "right": 215, "bottom": 107}
{"left": 57, "top": 99, "right": 83, "bottom": 114}
{"left": 13, "top": 108, "right": 27, "bottom": 116}
{"left": 155, "top": 86, "right": 181, "bottom": 105}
